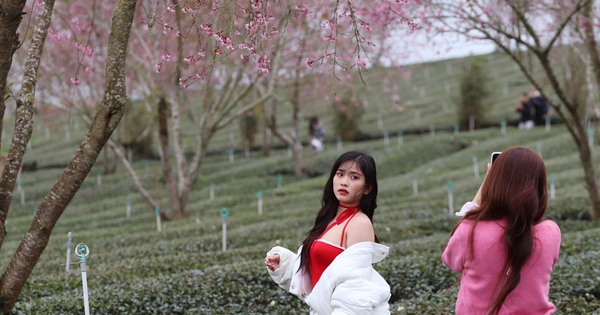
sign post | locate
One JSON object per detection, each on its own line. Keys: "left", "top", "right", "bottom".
{"left": 75, "top": 243, "right": 90, "bottom": 315}
{"left": 257, "top": 190, "right": 263, "bottom": 215}
{"left": 447, "top": 182, "right": 454, "bottom": 216}
{"left": 220, "top": 208, "right": 229, "bottom": 252}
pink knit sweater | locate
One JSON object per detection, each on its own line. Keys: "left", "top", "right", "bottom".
{"left": 442, "top": 215, "right": 561, "bottom": 314}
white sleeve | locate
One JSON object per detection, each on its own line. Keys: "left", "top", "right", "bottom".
{"left": 266, "top": 246, "right": 298, "bottom": 292}
{"left": 455, "top": 201, "right": 479, "bottom": 216}
{"left": 330, "top": 278, "right": 390, "bottom": 315}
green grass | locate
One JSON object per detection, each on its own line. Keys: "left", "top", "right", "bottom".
{"left": 1, "top": 51, "right": 599, "bottom": 314}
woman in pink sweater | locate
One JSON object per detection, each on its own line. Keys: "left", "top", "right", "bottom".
{"left": 442, "top": 147, "right": 561, "bottom": 315}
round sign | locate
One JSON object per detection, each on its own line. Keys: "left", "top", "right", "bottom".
{"left": 220, "top": 208, "right": 229, "bottom": 218}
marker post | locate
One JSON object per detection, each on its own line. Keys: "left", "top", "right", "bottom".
{"left": 229, "top": 149, "right": 235, "bottom": 163}
{"left": 155, "top": 206, "right": 162, "bottom": 232}
{"left": 469, "top": 115, "right": 475, "bottom": 133}
{"left": 257, "top": 190, "right": 263, "bottom": 215}
{"left": 337, "top": 137, "right": 342, "bottom": 152}
{"left": 545, "top": 116, "right": 551, "bottom": 132}
{"left": 126, "top": 197, "right": 131, "bottom": 219}
{"left": 447, "top": 182, "right": 454, "bottom": 216}
{"left": 501, "top": 121, "right": 506, "bottom": 135}
{"left": 210, "top": 183, "right": 215, "bottom": 200}
{"left": 277, "top": 176, "right": 283, "bottom": 190}
{"left": 473, "top": 157, "right": 480, "bottom": 179}
{"left": 397, "top": 132, "right": 403, "bottom": 146}
{"left": 75, "top": 243, "right": 90, "bottom": 315}
{"left": 220, "top": 208, "right": 229, "bottom": 252}
{"left": 96, "top": 170, "right": 102, "bottom": 187}
{"left": 588, "top": 128, "right": 594, "bottom": 148}
{"left": 383, "top": 129, "right": 389, "bottom": 145}
{"left": 454, "top": 124, "right": 459, "bottom": 135}
{"left": 550, "top": 174, "right": 556, "bottom": 200}
{"left": 65, "top": 232, "right": 72, "bottom": 272}
{"left": 412, "top": 174, "right": 418, "bottom": 196}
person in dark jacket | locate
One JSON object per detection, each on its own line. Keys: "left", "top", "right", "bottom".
{"left": 528, "top": 90, "right": 551, "bottom": 126}
{"left": 516, "top": 92, "right": 533, "bottom": 130}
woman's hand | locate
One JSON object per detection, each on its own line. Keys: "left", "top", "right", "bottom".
{"left": 473, "top": 163, "right": 491, "bottom": 205}
{"left": 265, "top": 254, "right": 280, "bottom": 271}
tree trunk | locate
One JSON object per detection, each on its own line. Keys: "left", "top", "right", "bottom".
{"left": 0, "top": 0, "right": 26, "bottom": 248}
{"left": 576, "top": 128, "right": 600, "bottom": 221}
{"left": 0, "top": 0, "right": 137, "bottom": 311}
{"left": 158, "top": 96, "right": 182, "bottom": 218}
{"left": 0, "top": 0, "right": 27, "bottom": 151}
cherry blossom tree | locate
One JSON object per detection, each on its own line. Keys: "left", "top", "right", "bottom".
{"left": 423, "top": 0, "right": 600, "bottom": 220}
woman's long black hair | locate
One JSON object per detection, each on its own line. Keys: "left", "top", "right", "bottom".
{"left": 299, "top": 151, "right": 378, "bottom": 273}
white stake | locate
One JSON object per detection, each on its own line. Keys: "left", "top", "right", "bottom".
{"left": 155, "top": 206, "right": 162, "bottom": 232}
{"left": 65, "top": 232, "right": 72, "bottom": 272}
{"left": 537, "top": 142, "right": 542, "bottom": 159}
{"left": 277, "top": 176, "right": 283, "bottom": 190}
{"left": 383, "top": 129, "right": 389, "bottom": 145}
{"left": 127, "top": 147, "right": 132, "bottom": 163}
{"left": 397, "top": 132, "right": 404, "bottom": 146}
{"left": 545, "top": 116, "right": 551, "bottom": 132}
{"left": 454, "top": 124, "right": 459, "bottom": 135}
{"left": 337, "top": 137, "right": 342, "bottom": 152}
{"left": 412, "top": 174, "right": 418, "bottom": 196}
{"left": 145, "top": 160, "right": 150, "bottom": 171}
{"left": 64, "top": 125, "right": 71, "bottom": 140}
{"left": 447, "top": 182, "right": 454, "bottom": 216}
{"left": 220, "top": 208, "right": 229, "bottom": 252}
{"left": 75, "top": 244, "right": 90, "bottom": 315}
{"left": 126, "top": 197, "right": 131, "bottom": 219}
{"left": 550, "top": 174, "right": 556, "bottom": 200}
{"left": 96, "top": 171, "right": 102, "bottom": 187}
{"left": 588, "top": 128, "right": 594, "bottom": 148}
{"left": 27, "top": 142, "right": 31, "bottom": 151}
{"left": 257, "top": 190, "right": 263, "bottom": 215}
{"left": 287, "top": 146, "right": 292, "bottom": 157}
{"left": 229, "top": 149, "right": 234, "bottom": 162}
{"left": 469, "top": 115, "right": 475, "bottom": 133}
{"left": 473, "top": 157, "right": 480, "bottom": 179}
{"left": 210, "top": 183, "right": 215, "bottom": 200}
{"left": 501, "top": 121, "right": 506, "bottom": 135}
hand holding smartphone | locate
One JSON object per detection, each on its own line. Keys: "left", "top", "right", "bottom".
{"left": 491, "top": 152, "right": 501, "bottom": 164}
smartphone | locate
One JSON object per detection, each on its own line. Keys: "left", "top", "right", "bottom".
{"left": 491, "top": 152, "right": 502, "bottom": 164}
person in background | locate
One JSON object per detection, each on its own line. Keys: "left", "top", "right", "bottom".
{"left": 309, "top": 116, "right": 325, "bottom": 152}
{"left": 516, "top": 92, "right": 533, "bottom": 130}
{"left": 265, "top": 151, "right": 390, "bottom": 314}
{"left": 528, "top": 90, "right": 552, "bottom": 126}
{"left": 442, "top": 147, "right": 560, "bottom": 315}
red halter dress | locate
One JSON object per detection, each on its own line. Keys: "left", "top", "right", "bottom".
{"left": 308, "top": 205, "right": 359, "bottom": 288}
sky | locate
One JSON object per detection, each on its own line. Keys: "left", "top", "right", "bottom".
{"left": 398, "top": 33, "right": 499, "bottom": 65}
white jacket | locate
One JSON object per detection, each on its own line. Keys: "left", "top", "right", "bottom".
{"left": 266, "top": 242, "right": 391, "bottom": 315}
